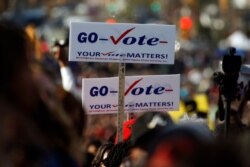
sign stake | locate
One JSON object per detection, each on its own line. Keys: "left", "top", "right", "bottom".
{"left": 117, "top": 62, "right": 126, "bottom": 142}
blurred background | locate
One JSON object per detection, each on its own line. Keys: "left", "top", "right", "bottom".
{"left": 1, "top": 0, "right": 250, "bottom": 143}
{"left": 2, "top": 0, "right": 250, "bottom": 47}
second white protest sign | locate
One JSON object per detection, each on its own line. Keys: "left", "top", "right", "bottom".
{"left": 82, "top": 74, "right": 180, "bottom": 114}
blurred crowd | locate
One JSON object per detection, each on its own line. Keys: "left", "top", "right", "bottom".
{"left": 1, "top": 1, "right": 250, "bottom": 166}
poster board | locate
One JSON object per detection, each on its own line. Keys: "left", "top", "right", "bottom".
{"left": 69, "top": 22, "right": 176, "bottom": 64}
{"left": 82, "top": 74, "right": 180, "bottom": 114}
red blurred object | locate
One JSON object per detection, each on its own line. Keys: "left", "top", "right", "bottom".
{"left": 40, "top": 41, "right": 49, "bottom": 53}
{"left": 106, "top": 18, "right": 117, "bottom": 23}
{"left": 179, "top": 16, "right": 193, "bottom": 30}
{"left": 115, "top": 119, "right": 135, "bottom": 143}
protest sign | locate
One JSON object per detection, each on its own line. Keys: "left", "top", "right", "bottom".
{"left": 69, "top": 22, "right": 176, "bottom": 64}
{"left": 82, "top": 74, "right": 180, "bottom": 114}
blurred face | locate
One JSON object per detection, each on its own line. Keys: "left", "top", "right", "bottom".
{"left": 130, "top": 147, "right": 148, "bottom": 167}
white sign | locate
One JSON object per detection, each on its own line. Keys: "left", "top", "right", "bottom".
{"left": 69, "top": 22, "right": 176, "bottom": 64}
{"left": 82, "top": 74, "right": 180, "bottom": 114}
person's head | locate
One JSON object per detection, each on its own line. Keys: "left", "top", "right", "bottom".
{"left": 0, "top": 19, "right": 39, "bottom": 111}
{"left": 51, "top": 39, "right": 69, "bottom": 66}
{"left": 0, "top": 20, "right": 83, "bottom": 166}
{"left": 146, "top": 123, "right": 212, "bottom": 167}
{"left": 130, "top": 112, "right": 174, "bottom": 167}
{"left": 131, "top": 112, "right": 174, "bottom": 150}
{"left": 0, "top": 20, "right": 29, "bottom": 71}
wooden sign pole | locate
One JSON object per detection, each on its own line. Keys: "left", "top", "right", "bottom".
{"left": 117, "top": 62, "right": 126, "bottom": 142}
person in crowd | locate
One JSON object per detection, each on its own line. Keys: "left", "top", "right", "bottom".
{"left": 214, "top": 81, "right": 250, "bottom": 137}
{"left": 52, "top": 40, "right": 82, "bottom": 100}
{"left": 0, "top": 19, "right": 84, "bottom": 166}
{"left": 32, "top": 59, "right": 87, "bottom": 165}
{"left": 145, "top": 123, "right": 213, "bottom": 167}
{"left": 130, "top": 112, "right": 174, "bottom": 167}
